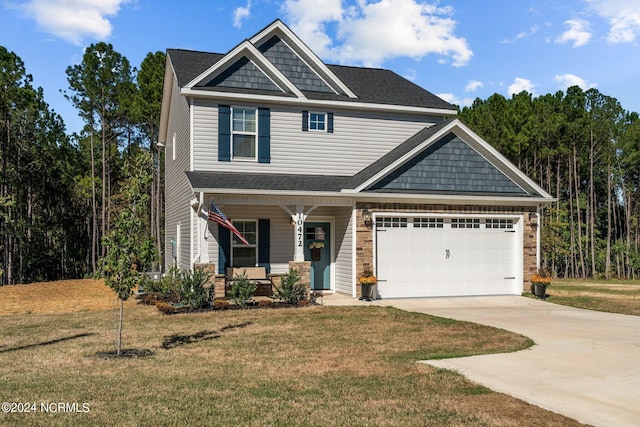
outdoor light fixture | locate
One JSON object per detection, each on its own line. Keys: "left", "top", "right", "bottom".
{"left": 529, "top": 212, "right": 538, "bottom": 229}
{"left": 362, "top": 209, "right": 373, "bottom": 226}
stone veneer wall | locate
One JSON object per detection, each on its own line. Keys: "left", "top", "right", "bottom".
{"left": 194, "top": 263, "right": 225, "bottom": 298}
{"left": 354, "top": 203, "right": 539, "bottom": 294}
{"left": 289, "top": 261, "right": 311, "bottom": 297}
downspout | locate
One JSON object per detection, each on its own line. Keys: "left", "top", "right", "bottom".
{"left": 536, "top": 205, "right": 541, "bottom": 272}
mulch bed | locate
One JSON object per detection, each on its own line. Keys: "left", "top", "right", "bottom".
{"left": 139, "top": 292, "right": 312, "bottom": 314}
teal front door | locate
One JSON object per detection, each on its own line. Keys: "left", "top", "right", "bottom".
{"left": 304, "top": 222, "right": 331, "bottom": 290}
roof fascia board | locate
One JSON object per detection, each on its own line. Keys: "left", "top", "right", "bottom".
{"left": 158, "top": 54, "right": 175, "bottom": 144}
{"left": 188, "top": 186, "right": 554, "bottom": 205}
{"left": 183, "top": 41, "right": 305, "bottom": 98}
{"left": 180, "top": 87, "right": 457, "bottom": 116}
{"left": 355, "top": 193, "right": 556, "bottom": 206}
{"left": 249, "top": 20, "right": 358, "bottom": 99}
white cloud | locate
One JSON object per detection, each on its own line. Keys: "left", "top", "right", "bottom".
{"left": 585, "top": 0, "right": 640, "bottom": 43}
{"left": 517, "top": 25, "right": 539, "bottom": 40}
{"left": 233, "top": 0, "right": 252, "bottom": 28}
{"left": 555, "top": 19, "right": 592, "bottom": 47}
{"left": 465, "top": 80, "right": 483, "bottom": 92}
{"left": 436, "top": 93, "right": 472, "bottom": 107}
{"left": 554, "top": 73, "right": 597, "bottom": 90}
{"left": 15, "top": 0, "right": 130, "bottom": 45}
{"left": 283, "top": 0, "right": 472, "bottom": 67}
{"left": 508, "top": 77, "right": 535, "bottom": 96}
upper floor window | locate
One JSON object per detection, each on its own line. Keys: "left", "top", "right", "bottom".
{"left": 309, "top": 112, "right": 326, "bottom": 131}
{"left": 232, "top": 107, "right": 257, "bottom": 160}
{"left": 302, "top": 110, "right": 333, "bottom": 133}
{"left": 218, "top": 105, "right": 270, "bottom": 163}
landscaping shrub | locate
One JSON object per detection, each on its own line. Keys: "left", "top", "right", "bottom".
{"left": 228, "top": 271, "right": 257, "bottom": 308}
{"left": 144, "top": 266, "right": 181, "bottom": 302}
{"left": 273, "top": 268, "right": 307, "bottom": 304}
{"left": 179, "top": 267, "right": 212, "bottom": 309}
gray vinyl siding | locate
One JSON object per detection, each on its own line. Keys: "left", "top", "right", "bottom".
{"left": 192, "top": 100, "right": 440, "bottom": 175}
{"left": 334, "top": 207, "right": 354, "bottom": 295}
{"left": 164, "top": 73, "right": 193, "bottom": 271}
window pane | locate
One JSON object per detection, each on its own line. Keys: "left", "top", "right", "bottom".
{"left": 233, "top": 135, "right": 256, "bottom": 158}
{"left": 233, "top": 221, "right": 257, "bottom": 244}
{"left": 309, "top": 113, "right": 325, "bottom": 130}
{"left": 233, "top": 107, "right": 256, "bottom": 132}
{"left": 233, "top": 247, "right": 256, "bottom": 267}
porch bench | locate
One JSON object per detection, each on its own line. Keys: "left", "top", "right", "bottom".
{"left": 225, "top": 267, "right": 273, "bottom": 297}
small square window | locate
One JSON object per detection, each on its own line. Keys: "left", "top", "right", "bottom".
{"left": 309, "top": 113, "right": 326, "bottom": 131}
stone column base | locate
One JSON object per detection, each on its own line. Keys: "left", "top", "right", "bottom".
{"left": 289, "top": 261, "right": 311, "bottom": 299}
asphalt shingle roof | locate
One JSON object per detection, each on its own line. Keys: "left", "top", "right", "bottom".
{"left": 166, "top": 48, "right": 456, "bottom": 111}
{"left": 186, "top": 171, "right": 352, "bottom": 193}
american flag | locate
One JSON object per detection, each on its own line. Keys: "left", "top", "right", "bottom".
{"left": 207, "top": 201, "right": 249, "bottom": 245}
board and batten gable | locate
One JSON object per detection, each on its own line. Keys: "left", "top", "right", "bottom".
{"left": 191, "top": 98, "right": 445, "bottom": 175}
{"left": 164, "top": 71, "right": 193, "bottom": 271}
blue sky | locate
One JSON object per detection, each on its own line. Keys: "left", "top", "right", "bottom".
{"left": 1, "top": 0, "right": 639, "bottom": 135}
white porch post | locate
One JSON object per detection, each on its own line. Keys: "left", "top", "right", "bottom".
{"left": 293, "top": 205, "right": 306, "bottom": 262}
{"left": 281, "top": 204, "right": 318, "bottom": 262}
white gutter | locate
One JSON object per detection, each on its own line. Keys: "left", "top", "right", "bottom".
{"left": 189, "top": 187, "right": 555, "bottom": 206}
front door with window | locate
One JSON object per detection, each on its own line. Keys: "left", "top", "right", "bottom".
{"left": 304, "top": 222, "right": 331, "bottom": 290}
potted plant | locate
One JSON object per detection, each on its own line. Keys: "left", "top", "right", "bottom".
{"left": 530, "top": 273, "right": 551, "bottom": 299}
{"left": 359, "top": 270, "right": 376, "bottom": 301}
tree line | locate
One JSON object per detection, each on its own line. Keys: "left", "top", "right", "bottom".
{"left": 1, "top": 41, "right": 639, "bottom": 283}
{"left": 0, "top": 44, "right": 164, "bottom": 285}
{"left": 459, "top": 88, "right": 640, "bottom": 279}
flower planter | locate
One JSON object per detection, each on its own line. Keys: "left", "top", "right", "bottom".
{"left": 359, "top": 283, "right": 374, "bottom": 301}
{"left": 533, "top": 283, "right": 547, "bottom": 299}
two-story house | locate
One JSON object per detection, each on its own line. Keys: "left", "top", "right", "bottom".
{"left": 159, "top": 19, "right": 554, "bottom": 299}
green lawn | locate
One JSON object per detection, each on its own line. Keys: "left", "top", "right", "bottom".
{"left": 531, "top": 278, "right": 640, "bottom": 315}
{"left": 0, "top": 302, "right": 587, "bottom": 426}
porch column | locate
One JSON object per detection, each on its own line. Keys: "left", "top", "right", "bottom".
{"left": 292, "top": 205, "right": 306, "bottom": 262}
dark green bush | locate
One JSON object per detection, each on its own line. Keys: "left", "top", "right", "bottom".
{"left": 143, "top": 266, "right": 181, "bottom": 302}
{"left": 179, "top": 267, "right": 213, "bottom": 309}
{"left": 273, "top": 268, "right": 307, "bottom": 304}
{"left": 228, "top": 271, "right": 257, "bottom": 308}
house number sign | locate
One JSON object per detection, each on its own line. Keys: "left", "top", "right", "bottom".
{"left": 296, "top": 213, "right": 304, "bottom": 247}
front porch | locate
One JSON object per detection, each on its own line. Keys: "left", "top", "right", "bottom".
{"left": 189, "top": 194, "right": 358, "bottom": 298}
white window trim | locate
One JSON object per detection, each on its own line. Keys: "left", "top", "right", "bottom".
{"left": 231, "top": 106, "right": 258, "bottom": 161}
{"left": 231, "top": 219, "right": 258, "bottom": 267}
{"left": 308, "top": 111, "right": 327, "bottom": 132}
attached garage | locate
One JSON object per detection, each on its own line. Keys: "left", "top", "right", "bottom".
{"left": 375, "top": 215, "right": 522, "bottom": 298}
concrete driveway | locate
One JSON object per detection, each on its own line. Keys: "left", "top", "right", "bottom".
{"left": 379, "top": 296, "right": 640, "bottom": 427}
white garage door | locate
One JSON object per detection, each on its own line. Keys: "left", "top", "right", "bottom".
{"left": 375, "top": 216, "right": 520, "bottom": 298}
